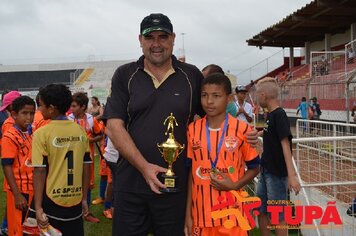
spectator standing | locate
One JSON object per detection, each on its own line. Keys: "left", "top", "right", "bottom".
{"left": 226, "top": 85, "right": 253, "bottom": 123}
{"left": 296, "top": 97, "right": 308, "bottom": 132}
{"left": 310, "top": 97, "right": 322, "bottom": 120}
{"left": 255, "top": 77, "right": 301, "bottom": 236}
{"left": 347, "top": 48, "right": 355, "bottom": 64}
{"left": 88, "top": 96, "right": 104, "bottom": 121}
{"left": 351, "top": 101, "right": 356, "bottom": 123}
{"left": 320, "top": 56, "right": 328, "bottom": 75}
{"left": 296, "top": 97, "right": 308, "bottom": 119}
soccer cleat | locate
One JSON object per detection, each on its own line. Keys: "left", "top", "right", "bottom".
{"left": 22, "top": 217, "right": 40, "bottom": 235}
{"left": 39, "top": 225, "right": 62, "bottom": 236}
{"left": 91, "top": 198, "right": 104, "bottom": 205}
{"left": 84, "top": 213, "right": 100, "bottom": 223}
{"left": 0, "top": 227, "right": 8, "bottom": 236}
{"left": 103, "top": 209, "right": 113, "bottom": 219}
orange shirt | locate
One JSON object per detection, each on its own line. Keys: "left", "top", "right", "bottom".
{"left": 0, "top": 116, "right": 15, "bottom": 163}
{"left": 69, "top": 113, "right": 101, "bottom": 137}
{"left": 187, "top": 114, "right": 258, "bottom": 228}
{"left": 68, "top": 113, "right": 102, "bottom": 158}
{"left": 2, "top": 116, "right": 15, "bottom": 137}
{"left": 1, "top": 126, "right": 33, "bottom": 193}
{"left": 32, "top": 110, "right": 50, "bottom": 132}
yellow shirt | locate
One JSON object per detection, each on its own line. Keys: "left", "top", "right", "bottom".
{"left": 32, "top": 120, "right": 91, "bottom": 207}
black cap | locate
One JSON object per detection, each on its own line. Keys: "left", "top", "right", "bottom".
{"left": 235, "top": 85, "right": 248, "bottom": 93}
{"left": 140, "top": 13, "right": 173, "bottom": 36}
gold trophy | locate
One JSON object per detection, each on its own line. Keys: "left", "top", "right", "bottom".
{"left": 157, "top": 113, "right": 184, "bottom": 193}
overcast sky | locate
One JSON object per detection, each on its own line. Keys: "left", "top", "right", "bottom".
{"left": 0, "top": 0, "right": 311, "bottom": 84}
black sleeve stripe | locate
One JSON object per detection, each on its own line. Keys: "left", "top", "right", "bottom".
{"left": 1, "top": 158, "right": 14, "bottom": 165}
{"left": 235, "top": 120, "right": 239, "bottom": 137}
{"left": 209, "top": 186, "right": 215, "bottom": 227}
{"left": 246, "top": 156, "right": 261, "bottom": 169}
{"left": 84, "top": 152, "right": 91, "bottom": 162}
{"left": 195, "top": 185, "right": 200, "bottom": 226}
{"left": 201, "top": 185, "right": 206, "bottom": 227}
{"left": 199, "top": 120, "right": 204, "bottom": 161}
{"left": 42, "top": 156, "right": 48, "bottom": 166}
{"left": 238, "top": 140, "right": 244, "bottom": 150}
{"left": 242, "top": 123, "right": 248, "bottom": 135}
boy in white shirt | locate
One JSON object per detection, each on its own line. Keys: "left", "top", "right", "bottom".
{"left": 227, "top": 85, "right": 253, "bottom": 123}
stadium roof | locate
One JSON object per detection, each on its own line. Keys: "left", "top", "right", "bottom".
{"left": 247, "top": 0, "right": 356, "bottom": 48}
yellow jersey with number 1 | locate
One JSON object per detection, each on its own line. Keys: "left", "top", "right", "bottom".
{"left": 32, "top": 120, "right": 91, "bottom": 207}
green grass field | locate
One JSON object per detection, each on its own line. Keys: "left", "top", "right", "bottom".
{"left": 83, "top": 156, "right": 112, "bottom": 236}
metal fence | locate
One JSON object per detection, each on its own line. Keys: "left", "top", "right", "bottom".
{"left": 236, "top": 49, "right": 285, "bottom": 84}
{"left": 279, "top": 44, "right": 356, "bottom": 122}
{"left": 292, "top": 119, "right": 356, "bottom": 236}
{"left": 249, "top": 120, "right": 356, "bottom": 236}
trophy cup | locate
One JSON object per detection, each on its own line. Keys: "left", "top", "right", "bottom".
{"left": 157, "top": 113, "right": 184, "bottom": 193}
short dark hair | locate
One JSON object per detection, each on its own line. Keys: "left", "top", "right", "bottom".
{"left": 72, "top": 92, "right": 89, "bottom": 110}
{"left": 11, "top": 96, "right": 35, "bottom": 113}
{"left": 202, "top": 73, "right": 232, "bottom": 94}
{"left": 39, "top": 84, "right": 72, "bottom": 114}
{"left": 202, "top": 64, "right": 224, "bottom": 76}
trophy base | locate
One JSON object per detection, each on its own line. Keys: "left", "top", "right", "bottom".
{"left": 159, "top": 174, "right": 180, "bottom": 193}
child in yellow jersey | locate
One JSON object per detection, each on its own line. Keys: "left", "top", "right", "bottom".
{"left": 32, "top": 84, "right": 91, "bottom": 236}
{"left": 68, "top": 92, "right": 103, "bottom": 223}
{"left": 1, "top": 96, "right": 35, "bottom": 236}
{"left": 185, "top": 73, "right": 260, "bottom": 236}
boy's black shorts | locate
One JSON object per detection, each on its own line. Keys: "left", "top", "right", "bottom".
{"left": 49, "top": 216, "right": 84, "bottom": 236}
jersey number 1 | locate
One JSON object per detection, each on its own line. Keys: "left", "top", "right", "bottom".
{"left": 65, "top": 151, "right": 74, "bottom": 186}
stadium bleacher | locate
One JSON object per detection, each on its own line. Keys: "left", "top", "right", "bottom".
{"left": 0, "top": 69, "right": 81, "bottom": 91}
{"left": 0, "top": 60, "right": 133, "bottom": 104}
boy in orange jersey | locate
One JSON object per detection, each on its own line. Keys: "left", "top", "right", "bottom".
{"left": 68, "top": 92, "right": 103, "bottom": 223}
{"left": 0, "top": 90, "right": 17, "bottom": 235}
{"left": 1, "top": 96, "right": 35, "bottom": 236}
{"left": 185, "top": 73, "right": 260, "bottom": 236}
{"left": 32, "top": 84, "right": 91, "bottom": 235}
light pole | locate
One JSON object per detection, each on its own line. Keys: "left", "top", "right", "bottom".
{"left": 180, "top": 33, "right": 186, "bottom": 62}
{"left": 181, "top": 33, "right": 186, "bottom": 55}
